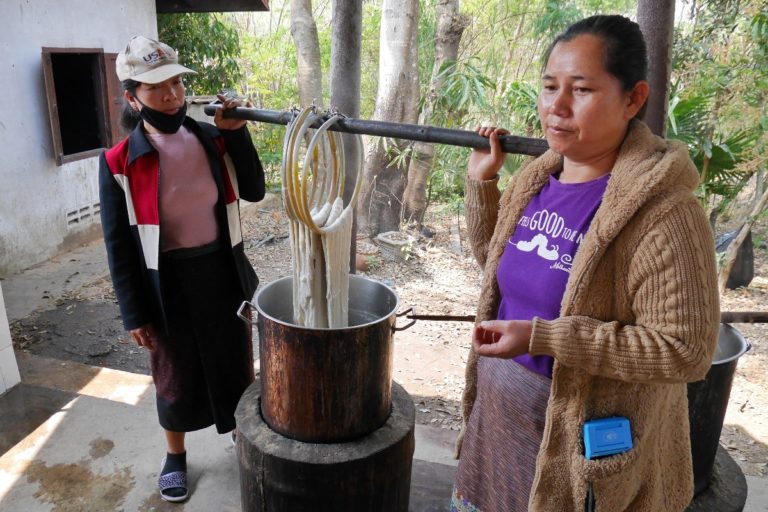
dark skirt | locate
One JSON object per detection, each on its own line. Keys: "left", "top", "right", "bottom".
{"left": 151, "top": 242, "right": 255, "bottom": 434}
{"left": 452, "top": 357, "right": 551, "bottom": 512}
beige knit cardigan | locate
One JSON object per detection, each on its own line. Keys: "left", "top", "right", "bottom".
{"left": 459, "top": 121, "right": 720, "bottom": 512}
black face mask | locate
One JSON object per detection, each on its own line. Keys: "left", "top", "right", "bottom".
{"left": 134, "top": 96, "right": 187, "bottom": 134}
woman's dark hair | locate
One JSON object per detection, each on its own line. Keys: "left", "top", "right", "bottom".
{"left": 120, "top": 79, "right": 142, "bottom": 131}
{"left": 543, "top": 15, "right": 648, "bottom": 117}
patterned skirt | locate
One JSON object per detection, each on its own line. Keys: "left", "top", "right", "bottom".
{"left": 452, "top": 357, "right": 551, "bottom": 512}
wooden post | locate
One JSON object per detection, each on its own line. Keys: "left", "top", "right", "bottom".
{"left": 236, "top": 379, "right": 415, "bottom": 511}
{"left": 637, "top": 0, "right": 675, "bottom": 137}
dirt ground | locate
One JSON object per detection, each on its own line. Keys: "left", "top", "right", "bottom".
{"left": 10, "top": 197, "right": 768, "bottom": 478}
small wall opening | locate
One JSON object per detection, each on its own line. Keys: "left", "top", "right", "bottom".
{"left": 42, "top": 48, "right": 123, "bottom": 165}
{"left": 51, "top": 53, "right": 106, "bottom": 155}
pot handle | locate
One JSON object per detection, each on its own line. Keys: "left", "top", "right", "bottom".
{"left": 393, "top": 307, "right": 416, "bottom": 331}
{"left": 237, "top": 301, "right": 256, "bottom": 325}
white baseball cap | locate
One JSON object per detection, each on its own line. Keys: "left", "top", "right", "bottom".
{"left": 116, "top": 36, "right": 196, "bottom": 84}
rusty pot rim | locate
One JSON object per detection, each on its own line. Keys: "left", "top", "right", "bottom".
{"left": 251, "top": 274, "right": 401, "bottom": 332}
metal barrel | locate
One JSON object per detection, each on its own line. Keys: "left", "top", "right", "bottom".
{"left": 687, "top": 323, "right": 751, "bottom": 496}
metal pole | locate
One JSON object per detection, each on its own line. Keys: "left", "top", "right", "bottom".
{"left": 203, "top": 105, "right": 549, "bottom": 156}
{"left": 401, "top": 311, "right": 768, "bottom": 324}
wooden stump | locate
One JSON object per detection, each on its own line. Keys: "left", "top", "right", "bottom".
{"left": 685, "top": 445, "right": 747, "bottom": 512}
{"left": 235, "top": 378, "right": 415, "bottom": 512}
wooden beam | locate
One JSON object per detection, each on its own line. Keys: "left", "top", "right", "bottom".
{"left": 155, "top": 0, "right": 269, "bottom": 13}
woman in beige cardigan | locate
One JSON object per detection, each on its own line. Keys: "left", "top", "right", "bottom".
{"left": 451, "top": 15, "right": 719, "bottom": 512}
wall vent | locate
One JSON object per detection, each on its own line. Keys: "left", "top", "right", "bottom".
{"left": 66, "top": 202, "right": 101, "bottom": 227}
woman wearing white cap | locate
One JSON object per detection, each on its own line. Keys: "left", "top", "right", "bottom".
{"left": 99, "top": 36, "right": 265, "bottom": 502}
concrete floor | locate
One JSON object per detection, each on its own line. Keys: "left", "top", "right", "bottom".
{"left": 0, "top": 352, "right": 458, "bottom": 511}
{"left": 3, "top": 355, "right": 766, "bottom": 512}
{"left": 1, "top": 239, "right": 766, "bottom": 511}
{"left": 0, "top": 239, "right": 460, "bottom": 510}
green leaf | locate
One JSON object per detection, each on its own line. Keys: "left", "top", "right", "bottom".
{"left": 157, "top": 13, "right": 242, "bottom": 95}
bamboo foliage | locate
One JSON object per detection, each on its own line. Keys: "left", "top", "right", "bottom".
{"left": 670, "top": 1, "right": 768, "bottom": 287}
{"left": 158, "top": 1, "right": 767, "bottom": 282}
{"left": 158, "top": 13, "right": 243, "bottom": 95}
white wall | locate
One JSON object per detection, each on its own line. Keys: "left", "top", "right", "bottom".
{"left": 187, "top": 97, "right": 219, "bottom": 124}
{"left": 0, "top": 283, "right": 20, "bottom": 395}
{"left": 0, "top": 0, "right": 158, "bottom": 277}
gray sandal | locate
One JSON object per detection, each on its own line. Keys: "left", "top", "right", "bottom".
{"left": 158, "top": 457, "right": 189, "bottom": 502}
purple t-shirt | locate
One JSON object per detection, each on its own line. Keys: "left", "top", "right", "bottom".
{"left": 496, "top": 173, "right": 610, "bottom": 378}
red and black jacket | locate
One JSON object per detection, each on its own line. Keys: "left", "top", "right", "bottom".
{"left": 99, "top": 117, "right": 265, "bottom": 332}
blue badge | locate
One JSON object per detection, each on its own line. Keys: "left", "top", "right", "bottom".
{"left": 583, "top": 417, "right": 633, "bottom": 460}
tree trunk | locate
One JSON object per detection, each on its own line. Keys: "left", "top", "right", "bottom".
{"left": 402, "top": 0, "right": 469, "bottom": 226}
{"left": 637, "top": 0, "right": 675, "bottom": 137}
{"left": 718, "top": 185, "right": 768, "bottom": 292}
{"left": 290, "top": 0, "right": 323, "bottom": 107}
{"left": 330, "top": 0, "right": 362, "bottom": 118}
{"left": 358, "top": 0, "right": 421, "bottom": 236}
{"left": 330, "top": 0, "right": 363, "bottom": 271}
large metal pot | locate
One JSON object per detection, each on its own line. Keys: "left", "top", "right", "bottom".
{"left": 240, "top": 275, "right": 413, "bottom": 443}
